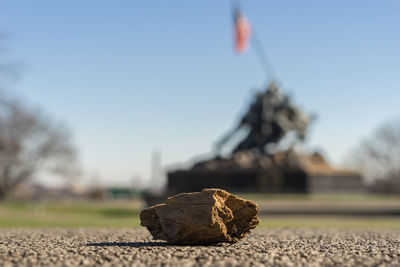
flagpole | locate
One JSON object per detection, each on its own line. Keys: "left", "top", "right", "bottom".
{"left": 250, "top": 29, "right": 278, "bottom": 83}
{"left": 231, "top": 0, "right": 279, "bottom": 84}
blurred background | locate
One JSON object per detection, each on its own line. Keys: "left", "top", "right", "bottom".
{"left": 0, "top": 0, "right": 399, "bottom": 228}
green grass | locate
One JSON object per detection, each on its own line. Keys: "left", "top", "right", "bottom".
{"left": 1, "top": 200, "right": 400, "bottom": 229}
{"left": 258, "top": 216, "right": 400, "bottom": 229}
{"left": 238, "top": 193, "right": 400, "bottom": 203}
{"left": 0, "top": 201, "right": 141, "bottom": 227}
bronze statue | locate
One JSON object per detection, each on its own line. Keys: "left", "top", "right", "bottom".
{"left": 215, "top": 82, "right": 313, "bottom": 154}
{"left": 166, "top": 83, "right": 363, "bottom": 196}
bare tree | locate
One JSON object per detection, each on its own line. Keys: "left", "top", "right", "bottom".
{"left": 0, "top": 96, "right": 79, "bottom": 199}
{"left": 0, "top": 32, "right": 78, "bottom": 199}
{"left": 348, "top": 119, "right": 400, "bottom": 193}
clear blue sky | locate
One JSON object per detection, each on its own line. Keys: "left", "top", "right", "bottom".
{"left": 1, "top": 1, "right": 399, "bottom": 187}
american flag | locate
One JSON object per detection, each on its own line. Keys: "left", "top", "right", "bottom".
{"left": 234, "top": 8, "right": 252, "bottom": 53}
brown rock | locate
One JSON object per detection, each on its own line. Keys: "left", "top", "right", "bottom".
{"left": 140, "top": 188, "right": 260, "bottom": 244}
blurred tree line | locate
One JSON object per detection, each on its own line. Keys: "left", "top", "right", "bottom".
{"left": 350, "top": 119, "right": 400, "bottom": 194}
{"left": 0, "top": 34, "right": 78, "bottom": 200}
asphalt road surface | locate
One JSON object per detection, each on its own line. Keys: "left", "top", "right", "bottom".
{"left": 0, "top": 228, "right": 399, "bottom": 266}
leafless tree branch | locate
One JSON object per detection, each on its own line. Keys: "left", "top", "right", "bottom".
{"left": 348, "top": 119, "right": 400, "bottom": 193}
{"left": 0, "top": 34, "right": 79, "bottom": 199}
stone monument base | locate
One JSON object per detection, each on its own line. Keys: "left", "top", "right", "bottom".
{"left": 167, "top": 149, "right": 363, "bottom": 195}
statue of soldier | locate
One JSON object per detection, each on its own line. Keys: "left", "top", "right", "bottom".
{"left": 215, "top": 82, "right": 313, "bottom": 155}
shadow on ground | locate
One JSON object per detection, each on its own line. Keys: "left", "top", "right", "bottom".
{"left": 86, "top": 242, "right": 168, "bottom": 247}
{"left": 86, "top": 242, "right": 226, "bottom": 247}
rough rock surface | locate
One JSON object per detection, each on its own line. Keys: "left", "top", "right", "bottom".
{"left": 140, "top": 188, "right": 259, "bottom": 244}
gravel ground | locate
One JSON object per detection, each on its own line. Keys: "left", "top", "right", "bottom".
{"left": 0, "top": 228, "right": 400, "bottom": 266}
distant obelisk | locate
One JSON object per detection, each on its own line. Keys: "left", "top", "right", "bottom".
{"left": 150, "top": 149, "right": 163, "bottom": 193}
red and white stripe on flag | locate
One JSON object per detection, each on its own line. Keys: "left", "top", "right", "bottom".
{"left": 234, "top": 9, "right": 252, "bottom": 53}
